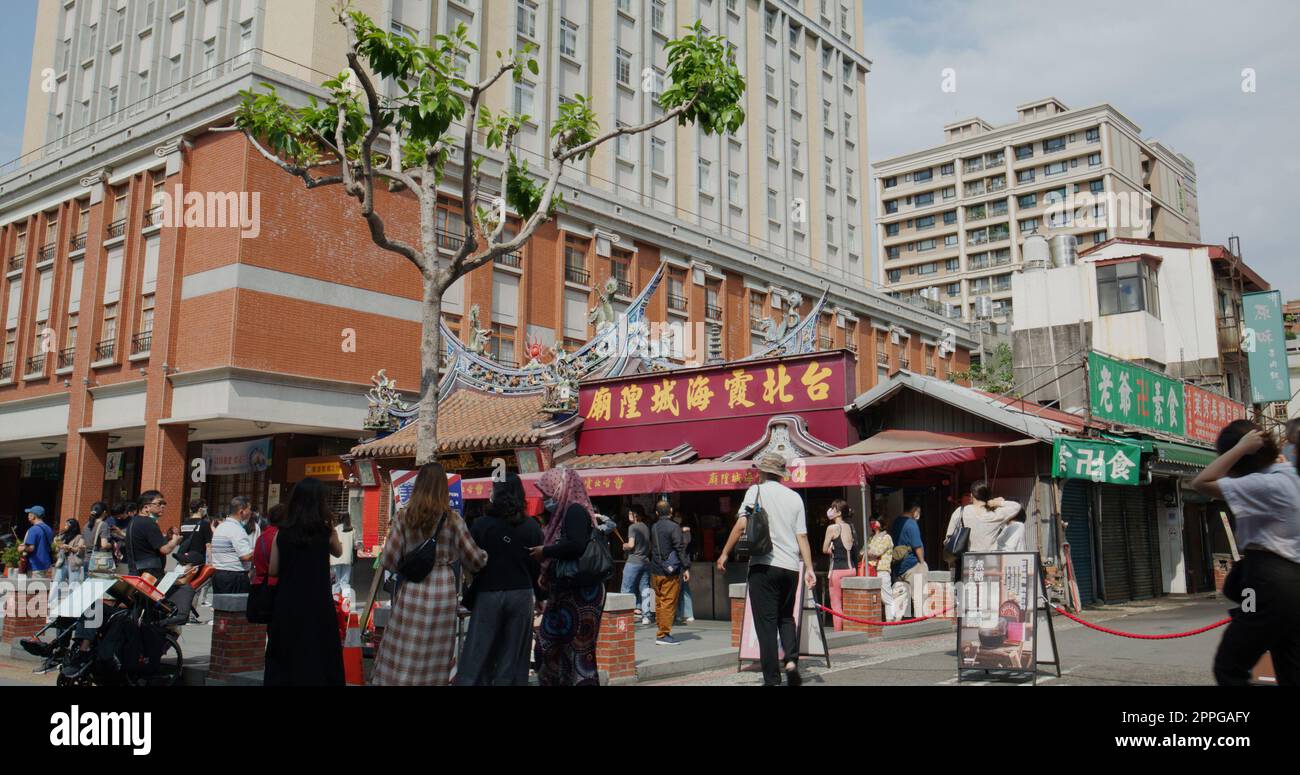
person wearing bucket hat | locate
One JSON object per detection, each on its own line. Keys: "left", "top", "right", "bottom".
{"left": 22, "top": 505, "right": 56, "bottom": 575}
{"left": 718, "top": 453, "right": 817, "bottom": 686}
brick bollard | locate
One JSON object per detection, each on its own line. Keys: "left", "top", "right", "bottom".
{"left": 1212, "top": 554, "right": 1233, "bottom": 594}
{"left": 925, "top": 570, "right": 956, "bottom": 620}
{"left": 1, "top": 577, "right": 51, "bottom": 651}
{"left": 208, "top": 593, "right": 266, "bottom": 685}
{"left": 596, "top": 592, "right": 637, "bottom": 684}
{"left": 730, "top": 583, "right": 747, "bottom": 647}
{"left": 839, "top": 576, "right": 883, "bottom": 638}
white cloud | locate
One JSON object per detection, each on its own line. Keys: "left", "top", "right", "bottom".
{"left": 862, "top": 0, "right": 1300, "bottom": 298}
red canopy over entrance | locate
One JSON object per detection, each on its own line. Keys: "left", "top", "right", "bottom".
{"left": 460, "top": 447, "right": 983, "bottom": 500}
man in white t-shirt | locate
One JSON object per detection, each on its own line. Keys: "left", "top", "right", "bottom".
{"left": 210, "top": 496, "right": 255, "bottom": 594}
{"left": 718, "top": 454, "right": 817, "bottom": 687}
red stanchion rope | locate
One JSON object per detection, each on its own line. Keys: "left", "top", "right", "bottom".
{"left": 815, "top": 603, "right": 955, "bottom": 627}
{"left": 1050, "top": 605, "right": 1230, "bottom": 640}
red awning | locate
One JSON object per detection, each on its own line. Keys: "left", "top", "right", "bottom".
{"left": 461, "top": 447, "right": 980, "bottom": 500}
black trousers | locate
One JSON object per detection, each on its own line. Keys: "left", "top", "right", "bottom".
{"left": 748, "top": 564, "right": 799, "bottom": 685}
{"left": 1213, "top": 550, "right": 1300, "bottom": 686}
{"left": 212, "top": 570, "right": 252, "bottom": 595}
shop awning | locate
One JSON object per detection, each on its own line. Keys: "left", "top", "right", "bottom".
{"left": 460, "top": 448, "right": 981, "bottom": 500}
{"left": 831, "top": 429, "right": 1037, "bottom": 455}
{"left": 1152, "top": 441, "right": 1217, "bottom": 470}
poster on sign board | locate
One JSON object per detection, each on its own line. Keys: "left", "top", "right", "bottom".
{"left": 203, "top": 438, "right": 272, "bottom": 476}
{"left": 957, "top": 552, "right": 1038, "bottom": 674}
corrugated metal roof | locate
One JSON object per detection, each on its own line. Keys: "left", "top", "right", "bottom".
{"left": 848, "top": 371, "right": 1082, "bottom": 442}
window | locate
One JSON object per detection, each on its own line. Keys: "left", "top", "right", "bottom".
{"left": 940, "top": 163, "right": 954, "bottom": 176}
{"left": 914, "top": 192, "right": 933, "bottom": 206}
{"left": 825, "top": 215, "right": 836, "bottom": 244}
{"left": 824, "top": 156, "right": 834, "bottom": 187}
{"left": 945, "top": 258, "right": 959, "bottom": 272}
{"left": 559, "top": 18, "right": 578, "bottom": 58}
{"left": 1015, "top": 144, "right": 1034, "bottom": 160}
{"left": 790, "top": 139, "right": 801, "bottom": 169}
{"left": 1044, "top": 161, "right": 1067, "bottom": 176}
{"left": 822, "top": 99, "right": 831, "bottom": 124}
{"left": 728, "top": 171, "right": 742, "bottom": 205}
{"left": 616, "top": 48, "right": 631, "bottom": 85}
{"left": 765, "top": 8, "right": 777, "bottom": 36}
{"left": 1018, "top": 193, "right": 1037, "bottom": 208}
{"left": 884, "top": 200, "right": 898, "bottom": 214}
{"left": 886, "top": 246, "right": 900, "bottom": 260}
{"left": 765, "top": 66, "right": 777, "bottom": 98}
{"left": 1086, "top": 127, "right": 1100, "bottom": 143}
{"left": 517, "top": 1, "right": 537, "bottom": 38}
{"left": 915, "top": 216, "right": 935, "bottom": 230}
{"left": 789, "top": 22, "right": 801, "bottom": 48}
{"left": 1097, "top": 260, "right": 1160, "bottom": 318}
{"left": 885, "top": 223, "right": 899, "bottom": 237}
{"left": 647, "top": 136, "right": 666, "bottom": 174}
{"left": 1020, "top": 217, "right": 1039, "bottom": 233}
{"left": 767, "top": 188, "right": 778, "bottom": 220}
{"left": 941, "top": 186, "right": 956, "bottom": 200}
{"left": 617, "top": 0, "right": 632, "bottom": 12}
{"left": 943, "top": 210, "right": 957, "bottom": 225}
{"left": 652, "top": 0, "right": 666, "bottom": 32}
{"left": 513, "top": 81, "right": 534, "bottom": 116}
{"left": 887, "top": 269, "right": 902, "bottom": 282}
{"left": 844, "top": 113, "right": 852, "bottom": 137}
{"left": 1016, "top": 169, "right": 1035, "bottom": 184}
{"left": 1089, "top": 179, "right": 1104, "bottom": 194}
{"left": 789, "top": 79, "right": 799, "bottom": 105}
{"left": 1044, "top": 186, "right": 1067, "bottom": 204}
{"left": 883, "top": 176, "right": 897, "bottom": 189}
{"left": 917, "top": 260, "right": 938, "bottom": 273}
{"left": 944, "top": 234, "right": 958, "bottom": 248}
{"left": 916, "top": 240, "right": 937, "bottom": 253}
{"left": 844, "top": 168, "right": 854, "bottom": 194}
{"left": 698, "top": 158, "right": 712, "bottom": 193}
{"left": 1043, "top": 136, "right": 1066, "bottom": 154}
{"left": 1088, "top": 152, "right": 1101, "bottom": 167}
{"left": 913, "top": 168, "right": 933, "bottom": 183}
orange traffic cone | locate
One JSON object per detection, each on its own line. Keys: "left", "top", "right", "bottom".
{"left": 343, "top": 612, "right": 364, "bottom": 686}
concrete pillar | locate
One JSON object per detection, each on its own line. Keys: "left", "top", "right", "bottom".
{"left": 840, "top": 576, "right": 883, "bottom": 637}
{"left": 140, "top": 423, "right": 188, "bottom": 531}
{"left": 62, "top": 432, "right": 108, "bottom": 522}
{"left": 595, "top": 592, "right": 636, "bottom": 684}
{"left": 925, "top": 569, "right": 957, "bottom": 619}
{"left": 208, "top": 593, "right": 266, "bottom": 685}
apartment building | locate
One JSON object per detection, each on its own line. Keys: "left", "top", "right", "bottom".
{"left": 873, "top": 98, "right": 1201, "bottom": 325}
{"left": 0, "top": 0, "right": 975, "bottom": 526}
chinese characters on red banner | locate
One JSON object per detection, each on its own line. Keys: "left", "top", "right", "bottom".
{"left": 1183, "top": 383, "right": 1247, "bottom": 445}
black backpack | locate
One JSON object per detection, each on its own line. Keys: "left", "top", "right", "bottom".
{"left": 740, "top": 485, "right": 773, "bottom": 557}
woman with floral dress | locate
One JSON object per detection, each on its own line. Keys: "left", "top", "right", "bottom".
{"left": 372, "top": 462, "right": 487, "bottom": 686}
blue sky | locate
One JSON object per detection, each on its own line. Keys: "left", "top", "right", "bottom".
{"left": 0, "top": 1, "right": 1294, "bottom": 297}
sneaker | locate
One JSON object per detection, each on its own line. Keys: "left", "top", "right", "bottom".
{"left": 784, "top": 663, "right": 803, "bottom": 687}
{"left": 685, "top": 617, "right": 695, "bottom": 623}
{"left": 640, "top": 617, "right": 653, "bottom": 626}
{"left": 655, "top": 635, "right": 681, "bottom": 646}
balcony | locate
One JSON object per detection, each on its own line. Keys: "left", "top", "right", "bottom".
{"left": 106, "top": 219, "right": 127, "bottom": 239}
{"left": 818, "top": 336, "right": 834, "bottom": 351}
{"left": 493, "top": 251, "right": 522, "bottom": 269}
{"left": 614, "top": 278, "right": 633, "bottom": 297}
{"left": 70, "top": 232, "right": 87, "bottom": 252}
{"left": 436, "top": 229, "right": 465, "bottom": 251}
{"left": 751, "top": 318, "right": 767, "bottom": 334}
{"left": 7, "top": 254, "right": 23, "bottom": 273}
{"left": 37, "top": 243, "right": 57, "bottom": 264}
{"left": 926, "top": 366, "right": 937, "bottom": 377}
{"left": 706, "top": 304, "right": 723, "bottom": 320}
{"left": 0, "top": 361, "right": 11, "bottom": 382}
{"left": 145, "top": 207, "right": 166, "bottom": 228}
{"left": 131, "top": 331, "right": 153, "bottom": 356}
{"left": 94, "top": 339, "right": 116, "bottom": 363}
{"left": 57, "top": 347, "right": 75, "bottom": 370}
{"left": 846, "top": 341, "right": 858, "bottom": 354}
{"left": 876, "top": 352, "right": 888, "bottom": 366}
{"left": 1217, "top": 316, "right": 1242, "bottom": 354}
{"left": 565, "top": 266, "right": 590, "bottom": 286}
{"left": 899, "top": 357, "right": 911, "bottom": 370}
{"left": 24, "top": 354, "right": 46, "bottom": 377}
{"left": 667, "top": 293, "right": 688, "bottom": 312}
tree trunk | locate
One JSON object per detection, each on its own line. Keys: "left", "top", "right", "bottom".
{"left": 415, "top": 278, "right": 443, "bottom": 466}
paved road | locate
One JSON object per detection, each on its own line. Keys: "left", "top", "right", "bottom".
{"left": 642, "top": 595, "right": 1230, "bottom": 686}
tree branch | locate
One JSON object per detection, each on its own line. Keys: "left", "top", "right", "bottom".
{"left": 556, "top": 93, "right": 698, "bottom": 164}
{"left": 240, "top": 130, "right": 344, "bottom": 189}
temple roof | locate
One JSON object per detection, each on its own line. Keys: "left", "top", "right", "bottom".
{"left": 350, "top": 389, "right": 571, "bottom": 459}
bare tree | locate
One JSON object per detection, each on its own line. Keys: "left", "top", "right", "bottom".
{"left": 231, "top": 4, "right": 745, "bottom": 464}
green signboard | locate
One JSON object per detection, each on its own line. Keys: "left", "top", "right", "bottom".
{"left": 1087, "top": 352, "right": 1186, "bottom": 437}
{"left": 1052, "top": 438, "right": 1142, "bottom": 485}
{"left": 1242, "top": 290, "right": 1290, "bottom": 403}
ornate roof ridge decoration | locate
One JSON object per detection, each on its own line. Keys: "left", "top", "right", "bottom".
{"left": 433, "top": 262, "right": 667, "bottom": 401}
{"left": 716, "top": 414, "right": 839, "bottom": 462}
{"left": 742, "top": 288, "right": 831, "bottom": 361}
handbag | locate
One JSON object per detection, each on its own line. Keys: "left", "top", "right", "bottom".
{"left": 944, "top": 506, "right": 971, "bottom": 558}
{"left": 396, "top": 514, "right": 449, "bottom": 585}
{"left": 247, "top": 576, "right": 276, "bottom": 624}
{"left": 554, "top": 514, "right": 614, "bottom": 584}
{"left": 740, "top": 485, "right": 773, "bottom": 557}
{"left": 88, "top": 522, "right": 116, "bottom": 576}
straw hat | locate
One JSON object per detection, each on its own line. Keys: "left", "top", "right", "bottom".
{"left": 753, "top": 454, "right": 788, "bottom": 478}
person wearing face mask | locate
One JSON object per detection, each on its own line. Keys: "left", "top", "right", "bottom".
{"left": 821, "top": 499, "right": 856, "bottom": 631}
{"left": 125, "top": 490, "right": 183, "bottom": 581}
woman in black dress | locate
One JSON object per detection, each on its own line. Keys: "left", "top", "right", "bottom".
{"left": 265, "top": 477, "right": 345, "bottom": 686}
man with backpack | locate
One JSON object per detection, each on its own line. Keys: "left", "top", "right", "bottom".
{"left": 717, "top": 454, "right": 818, "bottom": 686}
{"left": 649, "top": 500, "right": 688, "bottom": 646}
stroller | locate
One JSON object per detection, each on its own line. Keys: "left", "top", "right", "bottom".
{"left": 21, "top": 564, "right": 215, "bottom": 687}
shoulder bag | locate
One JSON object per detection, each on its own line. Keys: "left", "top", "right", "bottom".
{"left": 88, "top": 522, "right": 117, "bottom": 577}
{"left": 740, "top": 485, "right": 773, "bottom": 557}
{"left": 554, "top": 510, "right": 614, "bottom": 584}
{"left": 943, "top": 506, "right": 972, "bottom": 559}
{"left": 396, "top": 514, "right": 449, "bottom": 585}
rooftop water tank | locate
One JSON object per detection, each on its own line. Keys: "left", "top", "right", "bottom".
{"left": 1051, "top": 234, "right": 1079, "bottom": 266}
{"left": 1022, "top": 232, "right": 1051, "bottom": 269}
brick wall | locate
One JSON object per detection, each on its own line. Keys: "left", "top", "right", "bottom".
{"left": 840, "top": 577, "right": 883, "bottom": 637}
{"left": 1213, "top": 554, "right": 1233, "bottom": 594}
{"left": 208, "top": 594, "right": 266, "bottom": 681}
{"left": 595, "top": 592, "right": 636, "bottom": 682}
{"left": 0, "top": 580, "right": 50, "bottom": 644}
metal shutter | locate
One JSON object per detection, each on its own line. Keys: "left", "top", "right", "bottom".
{"left": 1123, "top": 486, "right": 1159, "bottom": 600}
{"left": 1061, "top": 480, "right": 1095, "bottom": 605}
{"left": 1097, "top": 486, "right": 1132, "bottom": 603}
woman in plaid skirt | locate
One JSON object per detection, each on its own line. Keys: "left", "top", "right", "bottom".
{"left": 372, "top": 463, "right": 487, "bottom": 686}
{"left": 528, "top": 468, "right": 606, "bottom": 686}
